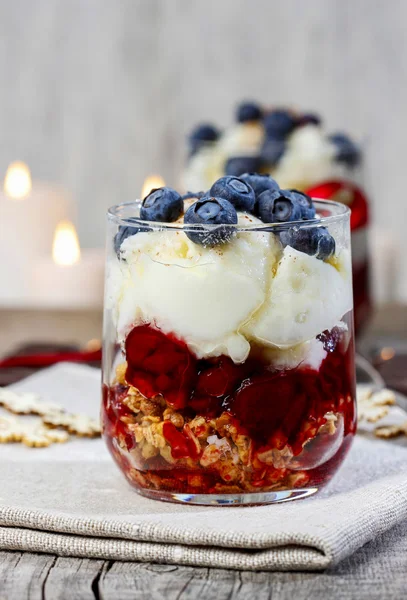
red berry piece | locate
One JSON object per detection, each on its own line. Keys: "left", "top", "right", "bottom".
{"left": 226, "top": 372, "right": 297, "bottom": 444}
{"left": 196, "top": 357, "right": 243, "bottom": 397}
{"left": 125, "top": 325, "right": 196, "bottom": 409}
{"left": 188, "top": 395, "right": 222, "bottom": 418}
{"left": 163, "top": 421, "right": 200, "bottom": 460}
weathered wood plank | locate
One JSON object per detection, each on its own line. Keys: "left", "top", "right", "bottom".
{"left": 1, "top": 517, "right": 407, "bottom": 599}
{"left": 99, "top": 562, "right": 238, "bottom": 600}
{"left": 97, "top": 564, "right": 354, "bottom": 600}
{"left": 0, "top": 551, "right": 56, "bottom": 600}
{"left": 43, "top": 557, "right": 106, "bottom": 600}
{"left": 0, "top": 547, "right": 406, "bottom": 600}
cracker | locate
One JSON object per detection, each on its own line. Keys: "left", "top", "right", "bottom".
{"left": 374, "top": 422, "right": 407, "bottom": 439}
{"left": 357, "top": 386, "right": 396, "bottom": 423}
{"left": 43, "top": 412, "right": 101, "bottom": 437}
{"left": 0, "top": 415, "right": 21, "bottom": 442}
{"left": 0, "top": 388, "right": 100, "bottom": 440}
{"left": 0, "top": 389, "right": 63, "bottom": 417}
{"left": 21, "top": 424, "right": 70, "bottom": 447}
{"left": 0, "top": 414, "right": 70, "bottom": 446}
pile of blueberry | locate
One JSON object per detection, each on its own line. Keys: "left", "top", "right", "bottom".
{"left": 114, "top": 173, "right": 335, "bottom": 261}
{"left": 188, "top": 101, "right": 361, "bottom": 177}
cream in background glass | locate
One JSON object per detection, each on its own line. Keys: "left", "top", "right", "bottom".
{"left": 102, "top": 195, "right": 356, "bottom": 506}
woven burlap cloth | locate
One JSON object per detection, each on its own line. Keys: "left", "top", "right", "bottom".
{"left": 0, "top": 363, "right": 406, "bottom": 571}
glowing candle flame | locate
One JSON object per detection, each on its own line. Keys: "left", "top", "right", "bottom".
{"left": 141, "top": 174, "right": 165, "bottom": 199}
{"left": 380, "top": 347, "right": 395, "bottom": 361}
{"left": 52, "top": 220, "right": 81, "bottom": 266}
{"left": 4, "top": 161, "right": 32, "bottom": 199}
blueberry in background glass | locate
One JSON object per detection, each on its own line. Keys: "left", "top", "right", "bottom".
{"left": 224, "top": 156, "right": 261, "bottom": 178}
{"left": 140, "top": 187, "right": 184, "bottom": 222}
{"left": 188, "top": 123, "right": 220, "bottom": 156}
{"left": 184, "top": 197, "right": 237, "bottom": 246}
{"left": 209, "top": 176, "right": 256, "bottom": 212}
{"left": 299, "top": 113, "right": 322, "bottom": 127}
{"left": 264, "top": 109, "right": 297, "bottom": 139}
{"left": 329, "top": 133, "right": 361, "bottom": 168}
{"left": 260, "top": 137, "right": 285, "bottom": 167}
{"left": 236, "top": 101, "right": 263, "bottom": 123}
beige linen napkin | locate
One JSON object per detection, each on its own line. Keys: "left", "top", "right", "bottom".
{"left": 0, "top": 363, "right": 407, "bottom": 572}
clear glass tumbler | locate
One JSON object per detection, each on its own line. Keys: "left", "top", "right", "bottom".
{"left": 102, "top": 199, "right": 356, "bottom": 505}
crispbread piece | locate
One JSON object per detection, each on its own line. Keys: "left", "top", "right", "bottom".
{"left": 0, "top": 415, "right": 21, "bottom": 442}
{"left": 21, "top": 424, "right": 70, "bottom": 447}
{"left": 374, "top": 422, "right": 407, "bottom": 439}
{"left": 0, "top": 389, "right": 63, "bottom": 416}
{"left": 0, "top": 414, "right": 70, "bottom": 446}
{"left": 0, "top": 388, "right": 101, "bottom": 439}
{"left": 43, "top": 412, "right": 101, "bottom": 437}
{"left": 357, "top": 387, "right": 396, "bottom": 423}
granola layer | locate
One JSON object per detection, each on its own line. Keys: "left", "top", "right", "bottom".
{"left": 102, "top": 327, "right": 356, "bottom": 496}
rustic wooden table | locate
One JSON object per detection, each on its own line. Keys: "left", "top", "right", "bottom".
{"left": 1, "top": 305, "right": 407, "bottom": 599}
{"left": 1, "top": 524, "right": 407, "bottom": 600}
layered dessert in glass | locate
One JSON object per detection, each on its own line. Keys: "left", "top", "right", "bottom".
{"left": 102, "top": 174, "right": 356, "bottom": 505}
{"left": 184, "top": 102, "right": 370, "bottom": 332}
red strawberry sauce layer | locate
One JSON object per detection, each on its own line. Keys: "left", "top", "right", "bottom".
{"left": 102, "top": 321, "right": 356, "bottom": 494}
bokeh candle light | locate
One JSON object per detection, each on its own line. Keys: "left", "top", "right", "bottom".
{"left": 0, "top": 161, "right": 73, "bottom": 305}
{"left": 52, "top": 220, "right": 81, "bottom": 266}
{"left": 141, "top": 174, "right": 165, "bottom": 199}
{"left": 4, "top": 161, "right": 32, "bottom": 199}
{"left": 32, "top": 220, "right": 104, "bottom": 309}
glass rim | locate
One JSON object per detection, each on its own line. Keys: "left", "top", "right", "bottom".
{"left": 107, "top": 198, "right": 350, "bottom": 231}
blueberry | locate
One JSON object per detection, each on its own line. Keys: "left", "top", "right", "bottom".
{"left": 328, "top": 133, "right": 360, "bottom": 168}
{"left": 236, "top": 101, "right": 263, "bottom": 123}
{"left": 280, "top": 226, "right": 335, "bottom": 261}
{"left": 184, "top": 197, "right": 238, "bottom": 247}
{"left": 114, "top": 217, "right": 149, "bottom": 258}
{"left": 288, "top": 189, "right": 316, "bottom": 220}
{"left": 209, "top": 176, "right": 256, "bottom": 212}
{"left": 264, "top": 110, "right": 297, "bottom": 138}
{"left": 240, "top": 173, "right": 280, "bottom": 197}
{"left": 140, "top": 187, "right": 183, "bottom": 222}
{"left": 182, "top": 190, "right": 206, "bottom": 200}
{"left": 260, "top": 137, "right": 285, "bottom": 166}
{"left": 257, "top": 189, "right": 302, "bottom": 223}
{"left": 188, "top": 123, "right": 220, "bottom": 156}
{"left": 225, "top": 156, "right": 261, "bottom": 177}
{"left": 317, "top": 327, "right": 341, "bottom": 352}
{"left": 299, "top": 113, "right": 321, "bottom": 127}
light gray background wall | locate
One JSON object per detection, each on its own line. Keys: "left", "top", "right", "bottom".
{"left": 0, "top": 0, "right": 406, "bottom": 298}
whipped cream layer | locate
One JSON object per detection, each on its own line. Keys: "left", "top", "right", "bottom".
{"left": 248, "top": 246, "right": 352, "bottom": 347}
{"left": 109, "top": 213, "right": 352, "bottom": 365}
{"left": 112, "top": 214, "right": 279, "bottom": 363}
